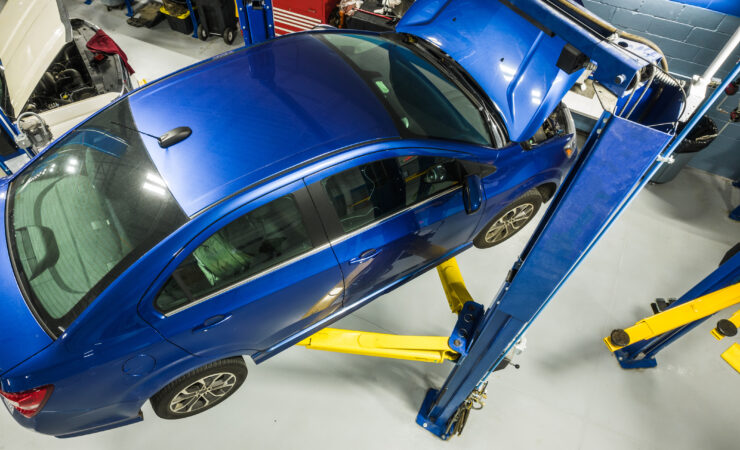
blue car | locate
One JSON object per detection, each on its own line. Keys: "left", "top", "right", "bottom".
{"left": 0, "top": 1, "right": 584, "bottom": 437}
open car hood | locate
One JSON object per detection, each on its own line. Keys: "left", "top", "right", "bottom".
{"left": 397, "top": 0, "right": 587, "bottom": 142}
{"left": 0, "top": 0, "right": 71, "bottom": 115}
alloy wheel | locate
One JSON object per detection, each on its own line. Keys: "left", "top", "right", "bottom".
{"left": 169, "top": 372, "right": 237, "bottom": 414}
{"left": 484, "top": 203, "right": 535, "bottom": 244}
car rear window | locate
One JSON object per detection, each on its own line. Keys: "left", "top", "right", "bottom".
{"left": 7, "top": 98, "right": 188, "bottom": 335}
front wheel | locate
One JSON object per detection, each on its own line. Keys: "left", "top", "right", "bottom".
{"left": 151, "top": 357, "right": 247, "bottom": 419}
{"left": 473, "top": 189, "right": 542, "bottom": 249}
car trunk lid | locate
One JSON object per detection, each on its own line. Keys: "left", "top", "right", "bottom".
{"left": 397, "top": 0, "right": 586, "bottom": 142}
{"left": 0, "top": 0, "right": 71, "bottom": 115}
{"left": 0, "top": 180, "right": 53, "bottom": 376}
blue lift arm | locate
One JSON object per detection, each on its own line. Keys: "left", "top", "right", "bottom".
{"left": 416, "top": 0, "right": 689, "bottom": 439}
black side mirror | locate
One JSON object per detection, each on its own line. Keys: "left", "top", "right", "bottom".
{"left": 463, "top": 174, "right": 483, "bottom": 214}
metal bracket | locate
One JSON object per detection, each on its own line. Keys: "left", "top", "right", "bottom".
{"left": 448, "top": 301, "right": 484, "bottom": 356}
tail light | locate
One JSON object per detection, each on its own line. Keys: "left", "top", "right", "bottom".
{"left": 0, "top": 385, "right": 54, "bottom": 418}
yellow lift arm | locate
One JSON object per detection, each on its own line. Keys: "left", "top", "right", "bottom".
{"left": 296, "top": 258, "right": 472, "bottom": 363}
{"left": 297, "top": 329, "right": 458, "bottom": 363}
{"left": 604, "top": 282, "right": 740, "bottom": 372}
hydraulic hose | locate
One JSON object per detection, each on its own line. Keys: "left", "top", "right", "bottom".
{"left": 551, "top": 0, "right": 669, "bottom": 72}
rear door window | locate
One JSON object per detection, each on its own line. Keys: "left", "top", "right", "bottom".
{"left": 155, "top": 194, "right": 313, "bottom": 314}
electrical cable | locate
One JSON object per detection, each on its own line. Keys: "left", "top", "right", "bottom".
{"left": 619, "top": 69, "right": 640, "bottom": 116}
{"left": 625, "top": 67, "right": 656, "bottom": 119}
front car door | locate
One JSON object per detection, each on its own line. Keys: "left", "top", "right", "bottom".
{"left": 141, "top": 180, "right": 344, "bottom": 357}
{"left": 306, "top": 150, "right": 485, "bottom": 308}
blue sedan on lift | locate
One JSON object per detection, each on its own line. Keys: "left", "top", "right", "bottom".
{"left": 0, "top": 0, "right": 585, "bottom": 437}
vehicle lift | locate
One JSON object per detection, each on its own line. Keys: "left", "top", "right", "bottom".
{"left": 230, "top": 0, "right": 740, "bottom": 440}
{"left": 0, "top": 0, "right": 728, "bottom": 439}
{"left": 604, "top": 246, "right": 740, "bottom": 372}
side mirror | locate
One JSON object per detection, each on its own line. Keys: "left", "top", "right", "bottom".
{"left": 462, "top": 174, "right": 483, "bottom": 214}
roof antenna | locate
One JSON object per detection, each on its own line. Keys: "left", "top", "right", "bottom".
{"left": 158, "top": 127, "right": 192, "bottom": 148}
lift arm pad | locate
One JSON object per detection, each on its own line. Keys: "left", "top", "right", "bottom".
{"left": 605, "top": 282, "right": 740, "bottom": 351}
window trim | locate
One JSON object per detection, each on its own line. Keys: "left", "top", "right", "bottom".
{"left": 154, "top": 184, "right": 327, "bottom": 317}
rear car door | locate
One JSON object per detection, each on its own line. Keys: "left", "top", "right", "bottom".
{"left": 142, "top": 181, "right": 344, "bottom": 356}
{"left": 306, "top": 150, "right": 483, "bottom": 308}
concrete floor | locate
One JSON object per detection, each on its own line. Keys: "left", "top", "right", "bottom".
{"left": 2, "top": 2, "right": 740, "bottom": 448}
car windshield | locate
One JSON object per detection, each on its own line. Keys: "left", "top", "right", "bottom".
{"left": 317, "top": 33, "right": 492, "bottom": 147}
{"left": 7, "top": 98, "right": 188, "bottom": 335}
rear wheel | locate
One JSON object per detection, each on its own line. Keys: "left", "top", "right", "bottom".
{"left": 151, "top": 357, "right": 247, "bottom": 419}
{"left": 473, "top": 189, "right": 542, "bottom": 248}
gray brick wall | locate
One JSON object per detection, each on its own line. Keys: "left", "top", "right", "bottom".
{"left": 582, "top": 0, "right": 740, "bottom": 179}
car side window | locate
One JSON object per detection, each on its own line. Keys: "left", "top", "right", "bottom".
{"left": 322, "top": 156, "right": 463, "bottom": 233}
{"left": 155, "top": 194, "right": 313, "bottom": 314}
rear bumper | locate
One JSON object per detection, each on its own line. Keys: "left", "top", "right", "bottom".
{"left": 6, "top": 400, "right": 143, "bottom": 437}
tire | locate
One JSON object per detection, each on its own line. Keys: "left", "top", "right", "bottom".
{"left": 473, "top": 189, "right": 543, "bottom": 249}
{"left": 223, "top": 26, "right": 236, "bottom": 45}
{"left": 197, "top": 24, "right": 208, "bottom": 41}
{"left": 151, "top": 357, "right": 247, "bottom": 419}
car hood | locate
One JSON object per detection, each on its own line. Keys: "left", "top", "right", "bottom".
{"left": 397, "top": 0, "right": 586, "bottom": 142}
{"left": 0, "top": 180, "right": 53, "bottom": 376}
{"left": 0, "top": 0, "right": 71, "bottom": 114}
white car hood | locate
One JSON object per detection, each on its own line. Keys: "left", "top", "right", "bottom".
{"left": 0, "top": 0, "right": 71, "bottom": 114}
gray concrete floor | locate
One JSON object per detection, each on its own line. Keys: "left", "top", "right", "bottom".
{"left": 2, "top": 2, "right": 740, "bottom": 448}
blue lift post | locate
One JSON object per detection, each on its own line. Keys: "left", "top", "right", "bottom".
{"left": 236, "top": 0, "right": 275, "bottom": 46}
{"left": 415, "top": 0, "right": 691, "bottom": 439}
{"left": 83, "top": 0, "right": 135, "bottom": 17}
{"left": 185, "top": 0, "right": 200, "bottom": 39}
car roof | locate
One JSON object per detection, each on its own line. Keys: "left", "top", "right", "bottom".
{"left": 127, "top": 32, "right": 400, "bottom": 216}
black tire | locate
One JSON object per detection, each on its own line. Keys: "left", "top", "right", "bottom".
{"left": 473, "top": 189, "right": 543, "bottom": 249}
{"left": 223, "top": 26, "right": 236, "bottom": 45}
{"left": 197, "top": 24, "right": 208, "bottom": 41}
{"left": 151, "top": 357, "right": 247, "bottom": 419}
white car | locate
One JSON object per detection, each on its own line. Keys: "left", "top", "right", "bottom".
{"left": 0, "top": 0, "right": 135, "bottom": 152}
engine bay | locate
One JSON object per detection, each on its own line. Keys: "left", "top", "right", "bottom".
{"left": 22, "top": 19, "right": 127, "bottom": 115}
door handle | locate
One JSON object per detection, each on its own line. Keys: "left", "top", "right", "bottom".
{"left": 349, "top": 248, "right": 381, "bottom": 264}
{"left": 192, "top": 314, "right": 232, "bottom": 333}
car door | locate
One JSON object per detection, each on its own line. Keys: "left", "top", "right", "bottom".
{"left": 142, "top": 180, "right": 345, "bottom": 357}
{"left": 305, "top": 150, "right": 484, "bottom": 308}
